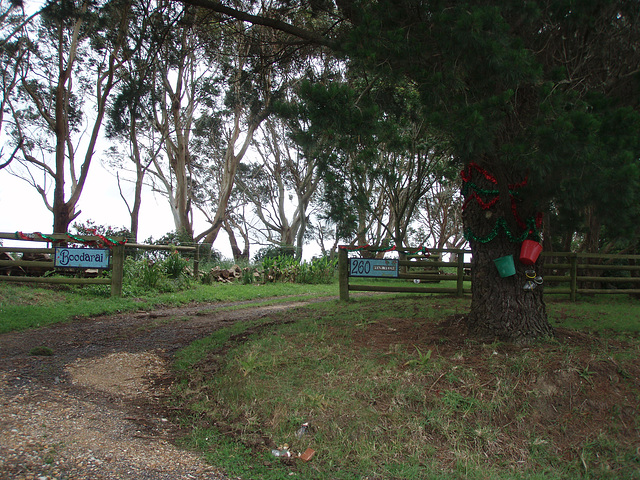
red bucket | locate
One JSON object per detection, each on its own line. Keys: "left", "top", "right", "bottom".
{"left": 520, "top": 240, "right": 542, "bottom": 266}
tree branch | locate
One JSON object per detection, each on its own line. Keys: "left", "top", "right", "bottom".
{"left": 0, "top": 139, "right": 23, "bottom": 170}
{"left": 180, "top": 0, "right": 338, "bottom": 49}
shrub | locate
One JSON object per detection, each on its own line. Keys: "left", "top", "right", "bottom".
{"left": 164, "top": 251, "right": 189, "bottom": 279}
{"left": 298, "top": 256, "right": 337, "bottom": 284}
{"left": 261, "top": 255, "right": 299, "bottom": 282}
{"left": 261, "top": 255, "right": 337, "bottom": 284}
{"left": 253, "top": 245, "right": 297, "bottom": 263}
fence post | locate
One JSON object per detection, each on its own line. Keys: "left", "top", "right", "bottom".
{"left": 570, "top": 253, "right": 578, "bottom": 302}
{"left": 111, "top": 244, "right": 125, "bottom": 297}
{"left": 194, "top": 243, "right": 200, "bottom": 278}
{"left": 456, "top": 250, "right": 465, "bottom": 297}
{"left": 338, "top": 247, "right": 349, "bottom": 302}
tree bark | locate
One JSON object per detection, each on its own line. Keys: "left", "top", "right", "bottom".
{"left": 462, "top": 162, "right": 554, "bottom": 343}
{"left": 224, "top": 219, "right": 249, "bottom": 261}
{"left": 467, "top": 237, "right": 552, "bottom": 343}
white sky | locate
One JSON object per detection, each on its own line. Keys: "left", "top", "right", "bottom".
{"left": 0, "top": 160, "right": 200, "bottom": 248}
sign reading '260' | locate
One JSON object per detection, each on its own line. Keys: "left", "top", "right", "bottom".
{"left": 348, "top": 258, "right": 399, "bottom": 278}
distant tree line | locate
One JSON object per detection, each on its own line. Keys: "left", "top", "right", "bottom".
{"left": 2, "top": 0, "right": 639, "bottom": 341}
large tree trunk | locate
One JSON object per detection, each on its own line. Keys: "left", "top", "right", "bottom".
{"left": 224, "top": 219, "right": 249, "bottom": 262}
{"left": 461, "top": 161, "right": 554, "bottom": 343}
{"left": 467, "top": 237, "right": 552, "bottom": 343}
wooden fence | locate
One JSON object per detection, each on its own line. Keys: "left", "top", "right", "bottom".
{"left": 0, "top": 232, "right": 198, "bottom": 297}
{"left": 338, "top": 247, "right": 470, "bottom": 301}
{"left": 338, "top": 246, "right": 640, "bottom": 301}
{"left": 542, "top": 252, "right": 640, "bottom": 301}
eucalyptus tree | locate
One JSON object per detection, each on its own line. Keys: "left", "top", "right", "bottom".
{"left": 192, "top": 18, "right": 271, "bottom": 245}
{"left": 139, "top": 2, "right": 228, "bottom": 239}
{"left": 191, "top": 4, "right": 335, "bottom": 249}
{"left": 105, "top": 0, "right": 170, "bottom": 239}
{"left": 0, "top": 0, "right": 28, "bottom": 170}
{"left": 372, "top": 126, "right": 452, "bottom": 254}
{"left": 414, "top": 179, "right": 466, "bottom": 252}
{"left": 234, "top": 116, "right": 321, "bottom": 259}
{"left": 7, "top": 0, "right": 131, "bottom": 233}
{"left": 279, "top": 79, "right": 388, "bottom": 250}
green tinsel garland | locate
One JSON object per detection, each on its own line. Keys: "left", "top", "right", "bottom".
{"left": 464, "top": 217, "right": 541, "bottom": 244}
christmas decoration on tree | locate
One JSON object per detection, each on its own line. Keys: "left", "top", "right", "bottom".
{"left": 460, "top": 163, "right": 542, "bottom": 243}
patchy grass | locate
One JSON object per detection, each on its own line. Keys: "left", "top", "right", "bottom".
{"left": 173, "top": 295, "right": 640, "bottom": 480}
{"left": 547, "top": 295, "right": 640, "bottom": 335}
{"left": 0, "top": 282, "right": 337, "bottom": 334}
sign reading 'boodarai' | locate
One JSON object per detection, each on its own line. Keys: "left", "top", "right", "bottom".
{"left": 54, "top": 247, "right": 110, "bottom": 269}
{"left": 348, "top": 258, "right": 399, "bottom": 278}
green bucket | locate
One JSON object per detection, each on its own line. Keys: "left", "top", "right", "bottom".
{"left": 494, "top": 255, "right": 516, "bottom": 278}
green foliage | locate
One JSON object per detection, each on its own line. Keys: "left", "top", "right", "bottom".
{"left": 122, "top": 253, "right": 193, "bottom": 294}
{"left": 164, "top": 251, "right": 189, "bottom": 279}
{"left": 253, "top": 245, "right": 297, "bottom": 262}
{"left": 297, "top": 256, "right": 337, "bottom": 284}
{"left": 261, "top": 255, "right": 337, "bottom": 284}
{"left": 261, "top": 255, "right": 300, "bottom": 283}
{"left": 173, "top": 295, "right": 640, "bottom": 479}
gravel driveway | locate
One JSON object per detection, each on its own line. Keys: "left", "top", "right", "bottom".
{"left": 0, "top": 299, "right": 312, "bottom": 479}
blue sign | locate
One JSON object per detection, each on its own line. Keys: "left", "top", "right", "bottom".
{"left": 349, "top": 258, "right": 399, "bottom": 278}
{"left": 54, "top": 247, "right": 110, "bottom": 269}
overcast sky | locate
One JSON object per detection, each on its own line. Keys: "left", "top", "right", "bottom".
{"left": 0, "top": 161, "right": 230, "bottom": 252}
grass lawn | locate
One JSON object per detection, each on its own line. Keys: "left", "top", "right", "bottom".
{"left": 1, "top": 282, "right": 639, "bottom": 479}
{"left": 0, "top": 281, "right": 337, "bottom": 334}
{"left": 171, "top": 293, "right": 640, "bottom": 480}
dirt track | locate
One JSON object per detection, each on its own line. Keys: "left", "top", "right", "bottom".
{"left": 0, "top": 298, "right": 316, "bottom": 480}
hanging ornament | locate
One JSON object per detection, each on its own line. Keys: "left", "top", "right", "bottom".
{"left": 520, "top": 239, "right": 543, "bottom": 265}
{"left": 523, "top": 269, "right": 543, "bottom": 291}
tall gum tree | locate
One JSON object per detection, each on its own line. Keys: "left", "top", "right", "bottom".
{"left": 9, "top": 0, "right": 130, "bottom": 234}
{"left": 192, "top": 9, "right": 325, "bottom": 248}
{"left": 145, "top": 3, "right": 212, "bottom": 239}
{"left": 235, "top": 116, "right": 321, "bottom": 259}
{"left": 0, "top": 0, "right": 30, "bottom": 170}
{"left": 105, "top": 0, "right": 172, "bottom": 240}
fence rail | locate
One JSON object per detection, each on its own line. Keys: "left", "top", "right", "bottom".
{"left": 339, "top": 247, "right": 470, "bottom": 301}
{"left": 338, "top": 246, "right": 640, "bottom": 301}
{"left": 0, "top": 232, "right": 198, "bottom": 297}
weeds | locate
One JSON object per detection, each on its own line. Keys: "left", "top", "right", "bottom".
{"left": 164, "top": 250, "right": 190, "bottom": 279}
{"left": 173, "top": 295, "right": 640, "bottom": 480}
{"left": 261, "top": 255, "right": 336, "bottom": 284}
{"left": 404, "top": 346, "right": 432, "bottom": 369}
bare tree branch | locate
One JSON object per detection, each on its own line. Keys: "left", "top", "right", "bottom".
{"left": 180, "top": 0, "right": 339, "bottom": 49}
{"left": 0, "top": 138, "right": 23, "bottom": 170}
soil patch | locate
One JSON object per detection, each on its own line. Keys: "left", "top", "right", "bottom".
{"left": 0, "top": 297, "right": 320, "bottom": 480}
